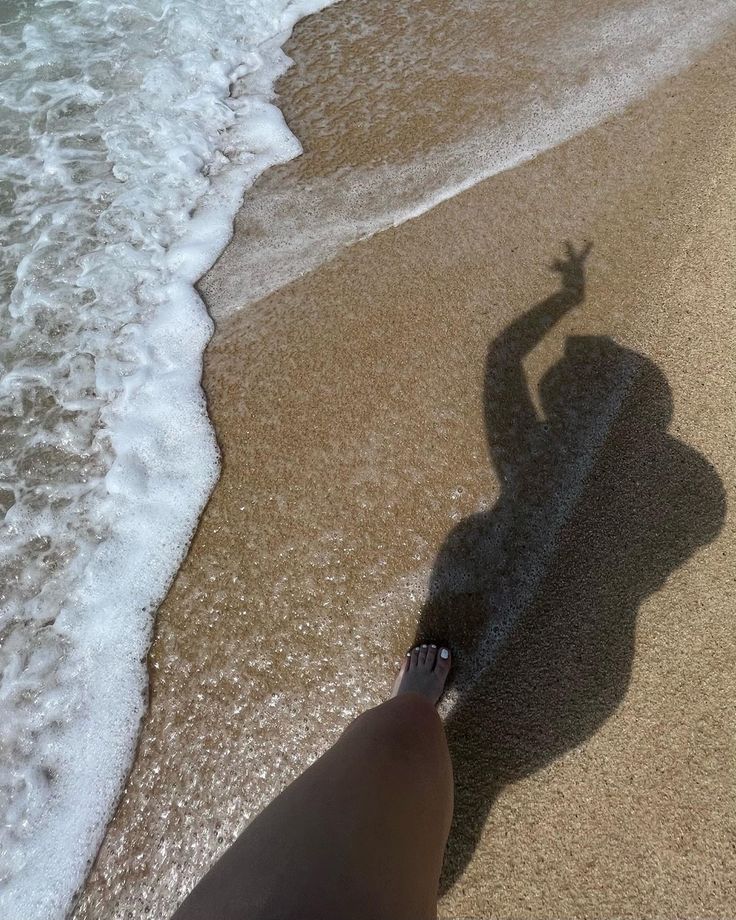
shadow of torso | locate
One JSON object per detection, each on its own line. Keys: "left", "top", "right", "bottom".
{"left": 416, "top": 281, "right": 726, "bottom": 892}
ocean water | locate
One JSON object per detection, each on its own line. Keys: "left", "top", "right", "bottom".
{"left": 0, "top": 0, "right": 331, "bottom": 917}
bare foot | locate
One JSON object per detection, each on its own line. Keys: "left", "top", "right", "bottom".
{"left": 390, "top": 644, "right": 452, "bottom": 705}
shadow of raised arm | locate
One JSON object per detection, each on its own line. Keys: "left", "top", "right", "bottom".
{"left": 484, "top": 241, "right": 592, "bottom": 484}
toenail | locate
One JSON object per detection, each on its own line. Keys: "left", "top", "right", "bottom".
{"left": 440, "top": 648, "right": 450, "bottom": 659}
{"left": 421, "top": 644, "right": 427, "bottom": 648}
{"left": 430, "top": 644, "right": 437, "bottom": 648}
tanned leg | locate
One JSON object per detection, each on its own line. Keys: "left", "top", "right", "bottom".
{"left": 172, "top": 645, "right": 453, "bottom": 920}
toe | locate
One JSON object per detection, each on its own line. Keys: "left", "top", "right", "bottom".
{"left": 419, "top": 643, "right": 429, "bottom": 665}
{"left": 409, "top": 646, "right": 421, "bottom": 669}
{"left": 436, "top": 647, "right": 452, "bottom": 673}
{"left": 425, "top": 644, "right": 438, "bottom": 669}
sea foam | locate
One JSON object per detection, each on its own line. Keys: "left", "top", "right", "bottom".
{"left": 0, "top": 1, "right": 332, "bottom": 917}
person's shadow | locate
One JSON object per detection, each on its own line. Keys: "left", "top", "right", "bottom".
{"left": 415, "top": 243, "right": 726, "bottom": 893}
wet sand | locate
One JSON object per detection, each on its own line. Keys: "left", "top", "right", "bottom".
{"left": 74, "top": 3, "right": 735, "bottom": 918}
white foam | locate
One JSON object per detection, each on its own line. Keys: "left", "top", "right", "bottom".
{"left": 0, "top": 1, "right": 334, "bottom": 917}
{"left": 203, "top": 0, "right": 736, "bottom": 318}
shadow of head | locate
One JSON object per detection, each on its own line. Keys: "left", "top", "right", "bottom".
{"left": 543, "top": 335, "right": 724, "bottom": 586}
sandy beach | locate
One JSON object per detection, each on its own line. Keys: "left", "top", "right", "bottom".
{"left": 73, "top": 2, "right": 735, "bottom": 918}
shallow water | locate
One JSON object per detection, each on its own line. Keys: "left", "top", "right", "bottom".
{"left": 202, "top": 0, "right": 736, "bottom": 317}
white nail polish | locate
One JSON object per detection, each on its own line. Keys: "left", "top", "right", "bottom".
{"left": 440, "top": 648, "right": 450, "bottom": 659}
{"left": 421, "top": 644, "right": 427, "bottom": 648}
{"left": 430, "top": 644, "right": 437, "bottom": 648}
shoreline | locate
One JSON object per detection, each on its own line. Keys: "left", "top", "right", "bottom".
{"left": 74, "top": 6, "right": 736, "bottom": 919}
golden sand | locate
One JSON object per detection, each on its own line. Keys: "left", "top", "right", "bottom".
{"left": 74, "top": 4, "right": 735, "bottom": 918}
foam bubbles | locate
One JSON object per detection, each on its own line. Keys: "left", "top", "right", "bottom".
{"left": 0, "top": 0, "right": 333, "bottom": 917}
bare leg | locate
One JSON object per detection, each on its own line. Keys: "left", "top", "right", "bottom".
{"left": 172, "top": 645, "right": 453, "bottom": 920}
